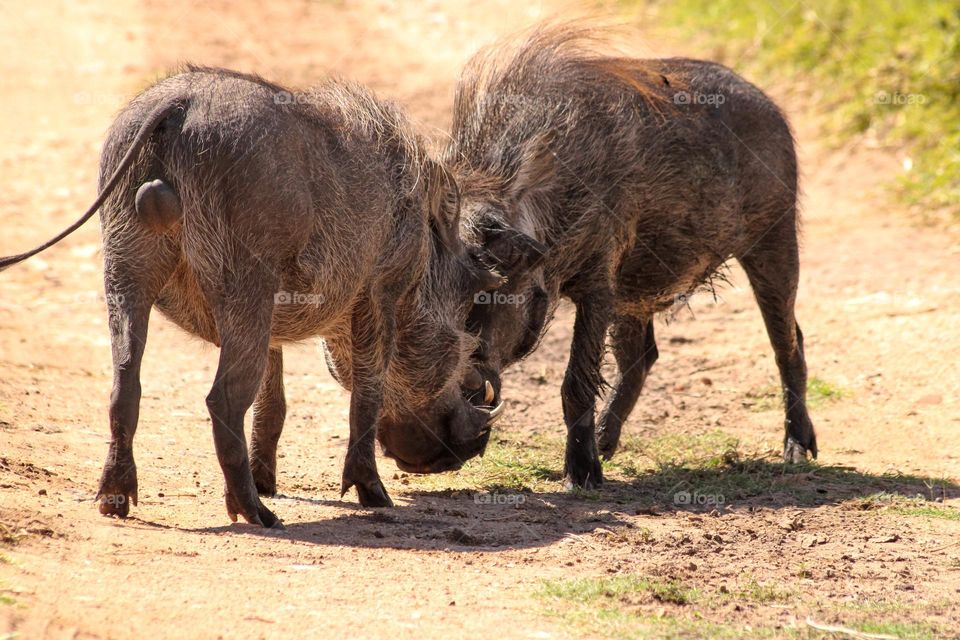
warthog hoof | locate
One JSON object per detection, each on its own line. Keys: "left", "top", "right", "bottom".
{"left": 250, "top": 460, "right": 277, "bottom": 497}
{"left": 96, "top": 452, "right": 138, "bottom": 518}
{"left": 225, "top": 490, "right": 283, "bottom": 529}
{"left": 783, "top": 436, "right": 813, "bottom": 464}
{"left": 596, "top": 422, "right": 621, "bottom": 461}
{"left": 563, "top": 449, "right": 604, "bottom": 492}
{"left": 341, "top": 475, "right": 394, "bottom": 508}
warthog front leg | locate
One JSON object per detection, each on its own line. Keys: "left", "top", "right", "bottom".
{"left": 250, "top": 347, "right": 286, "bottom": 496}
{"left": 561, "top": 294, "right": 611, "bottom": 490}
{"left": 340, "top": 298, "right": 394, "bottom": 508}
{"left": 597, "top": 317, "right": 658, "bottom": 460}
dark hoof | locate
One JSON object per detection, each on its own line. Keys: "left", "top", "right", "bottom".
{"left": 596, "top": 422, "right": 621, "bottom": 461}
{"left": 225, "top": 490, "right": 283, "bottom": 529}
{"left": 341, "top": 475, "right": 393, "bottom": 508}
{"left": 96, "top": 455, "right": 138, "bottom": 518}
{"left": 251, "top": 463, "right": 277, "bottom": 497}
{"left": 563, "top": 452, "right": 604, "bottom": 491}
{"left": 783, "top": 436, "right": 815, "bottom": 464}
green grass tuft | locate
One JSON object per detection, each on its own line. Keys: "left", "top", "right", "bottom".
{"left": 747, "top": 376, "right": 850, "bottom": 412}
{"left": 852, "top": 492, "right": 960, "bottom": 520}
{"left": 540, "top": 574, "right": 699, "bottom": 606}
{"left": 633, "top": 0, "right": 960, "bottom": 220}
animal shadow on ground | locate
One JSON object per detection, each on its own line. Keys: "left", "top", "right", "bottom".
{"left": 187, "top": 446, "right": 958, "bottom": 551}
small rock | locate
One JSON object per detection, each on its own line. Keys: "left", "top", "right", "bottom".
{"left": 868, "top": 534, "right": 900, "bottom": 544}
{"left": 801, "top": 534, "right": 828, "bottom": 548}
{"left": 779, "top": 514, "right": 803, "bottom": 531}
{"left": 38, "top": 489, "right": 47, "bottom": 496}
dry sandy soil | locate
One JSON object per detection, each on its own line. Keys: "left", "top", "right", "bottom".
{"left": 1, "top": 1, "right": 958, "bottom": 639}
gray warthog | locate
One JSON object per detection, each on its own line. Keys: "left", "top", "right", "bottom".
{"left": 0, "top": 67, "right": 505, "bottom": 527}
{"left": 440, "top": 28, "right": 817, "bottom": 488}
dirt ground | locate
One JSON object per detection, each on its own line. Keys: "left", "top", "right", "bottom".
{"left": 1, "top": 1, "right": 958, "bottom": 639}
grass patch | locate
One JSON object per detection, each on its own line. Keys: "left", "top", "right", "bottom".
{"left": 408, "top": 429, "right": 957, "bottom": 510}
{"left": 537, "top": 576, "right": 950, "bottom": 639}
{"left": 746, "top": 376, "right": 850, "bottom": 412}
{"left": 729, "top": 579, "right": 792, "bottom": 604}
{"left": 633, "top": 0, "right": 960, "bottom": 220}
{"left": 404, "top": 435, "right": 563, "bottom": 493}
{"left": 536, "top": 576, "right": 747, "bottom": 639}
{"left": 540, "top": 575, "right": 700, "bottom": 605}
{"left": 537, "top": 575, "right": 805, "bottom": 639}
{"left": 852, "top": 492, "right": 960, "bottom": 520}
{"left": 806, "top": 377, "right": 850, "bottom": 406}
{"left": 852, "top": 622, "right": 943, "bottom": 640}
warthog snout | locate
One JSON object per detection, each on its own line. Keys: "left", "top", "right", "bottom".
{"left": 377, "top": 368, "right": 504, "bottom": 474}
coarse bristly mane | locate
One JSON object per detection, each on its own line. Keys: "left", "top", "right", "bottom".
{"left": 447, "top": 24, "right": 675, "bottom": 165}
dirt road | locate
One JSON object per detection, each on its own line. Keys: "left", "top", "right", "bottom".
{"left": 1, "top": 1, "right": 958, "bottom": 638}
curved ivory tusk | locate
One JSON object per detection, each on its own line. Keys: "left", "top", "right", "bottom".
{"left": 484, "top": 380, "right": 495, "bottom": 404}
{"left": 487, "top": 400, "right": 505, "bottom": 423}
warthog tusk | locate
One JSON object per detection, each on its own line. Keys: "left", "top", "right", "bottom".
{"left": 487, "top": 400, "right": 505, "bottom": 423}
{"left": 484, "top": 380, "right": 495, "bottom": 404}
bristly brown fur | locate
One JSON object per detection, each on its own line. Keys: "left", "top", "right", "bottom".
{"left": 0, "top": 65, "right": 504, "bottom": 525}
{"left": 448, "top": 24, "right": 814, "bottom": 489}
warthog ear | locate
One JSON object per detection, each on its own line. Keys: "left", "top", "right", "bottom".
{"left": 477, "top": 219, "right": 548, "bottom": 280}
{"left": 424, "top": 158, "right": 462, "bottom": 252}
{"left": 423, "top": 159, "right": 504, "bottom": 293}
{"left": 508, "top": 132, "right": 556, "bottom": 203}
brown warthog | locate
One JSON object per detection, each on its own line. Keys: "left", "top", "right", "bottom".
{"left": 441, "top": 28, "right": 817, "bottom": 489}
{"left": 0, "top": 67, "right": 505, "bottom": 527}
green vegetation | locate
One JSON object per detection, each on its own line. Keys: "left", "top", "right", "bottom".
{"left": 747, "top": 376, "right": 850, "bottom": 412}
{"left": 853, "top": 492, "right": 960, "bottom": 520}
{"left": 637, "top": 0, "right": 960, "bottom": 219}
{"left": 540, "top": 575, "right": 700, "bottom": 606}
{"left": 537, "top": 575, "right": 949, "bottom": 639}
{"left": 404, "top": 435, "right": 563, "bottom": 494}
{"left": 408, "top": 430, "right": 957, "bottom": 510}
{"left": 726, "top": 578, "right": 792, "bottom": 604}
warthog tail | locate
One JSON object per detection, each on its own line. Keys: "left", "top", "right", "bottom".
{"left": 0, "top": 99, "right": 187, "bottom": 273}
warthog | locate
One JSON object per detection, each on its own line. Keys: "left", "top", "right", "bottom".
{"left": 441, "top": 28, "right": 817, "bottom": 488}
{"left": 0, "top": 67, "right": 506, "bottom": 527}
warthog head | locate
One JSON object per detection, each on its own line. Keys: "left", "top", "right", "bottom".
{"left": 456, "top": 176, "right": 553, "bottom": 412}
{"left": 323, "top": 159, "right": 511, "bottom": 474}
